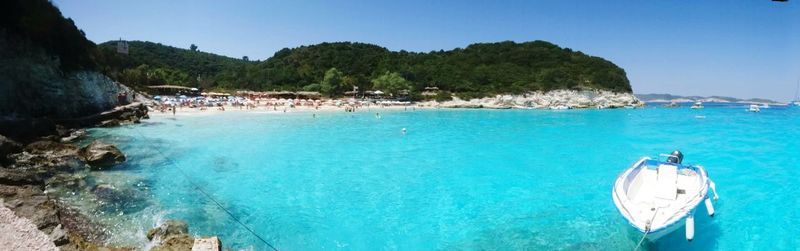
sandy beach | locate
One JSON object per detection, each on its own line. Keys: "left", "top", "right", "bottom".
{"left": 147, "top": 103, "right": 434, "bottom": 117}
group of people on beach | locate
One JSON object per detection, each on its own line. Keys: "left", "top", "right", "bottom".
{"left": 149, "top": 94, "right": 420, "bottom": 115}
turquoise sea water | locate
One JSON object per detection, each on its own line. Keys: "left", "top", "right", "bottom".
{"left": 77, "top": 104, "right": 799, "bottom": 250}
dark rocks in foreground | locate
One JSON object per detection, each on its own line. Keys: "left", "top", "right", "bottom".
{"left": 0, "top": 102, "right": 148, "bottom": 142}
{"left": 0, "top": 136, "right": 133, "bottom": 249}
{"left": 0, "top": 134, "right": 22, "bottom": 164}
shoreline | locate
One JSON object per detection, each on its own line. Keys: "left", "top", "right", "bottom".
{"left": 0, "top": 89, "right": 640, "bottom": 250}
{"left": 0, "top": 103, "right": 223, "bottom": 250}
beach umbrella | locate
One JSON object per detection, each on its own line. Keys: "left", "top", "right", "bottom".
{"left": 154, "top": 96, "right": 162, "bottom": 100}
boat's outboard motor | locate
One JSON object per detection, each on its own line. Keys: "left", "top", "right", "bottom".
{"left": 667, "top": 150, "right": 684, "bottom": 164}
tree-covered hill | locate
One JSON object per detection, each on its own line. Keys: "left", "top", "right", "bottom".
{"left": 2, "top": 0, "right": 631, "bottom": 99}
{"left": 1, "top": 0, "right": 97, "bottom": 71}
{"left": 98, "top": 40, "right": 631, "bottom": 98}
{"left": 96, "top": 41, "right": 256, "bottom": 90}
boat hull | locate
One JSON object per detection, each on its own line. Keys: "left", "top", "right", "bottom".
{"left": 642, "top": 215, "right": 686, "bottom": 240}
{"left": 612, "top": 157, "right": 711, "bottom": 242}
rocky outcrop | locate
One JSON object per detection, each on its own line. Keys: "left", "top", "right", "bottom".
{"left": 0, "top": 200, "right": 59, "bottom": 251}
{"left": 147, "top": 220, "right": 189, "bottom": 241}
{"left": 148, "top": 220, "right": 194, "bottom": 251}
{"left": 0, "top": 102, "right": 149, "bottom": 141}
{"left": 60, "top": 129, "right": 86, "bottom": 143}
{"left": 147, "top": 220, "right": 223, "bottom": 251}
{"left": 90, "top": 102, "right": 149, "bottom": 127}
{"left": 0, "top": 135, "right": 22, "bottom": 163}
{"left": 0, "top": 8, "right": 146, "bottom": 249}
{"left": 79, "top": 141, "right": 125, "bottom": 169}
{"left": 0, "top": 168, "right": 44, "bottom": 186}
{"left": 424, "top": 90, "right": 643, "bottom": 110}
{"left": 0, "top": 184, "right": 60, "bottom": 233}
{"left": 23, "top": 140, "right": 80, "bottom": 158}
{"left": 0, "top": 30, "right": 132, "bottom": 120}
{"left": 0, "top": 135, "right": 135, "bottom": 250}
{"left": 9, "top": 140, "right": 85, "bottom": 174}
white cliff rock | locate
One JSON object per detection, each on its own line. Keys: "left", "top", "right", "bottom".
{"left": 431, "top": 90, "right": 642, "bottom": 109}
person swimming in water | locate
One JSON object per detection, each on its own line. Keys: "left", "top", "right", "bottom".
{"left": 401, "top": 128, "right": 407, "bottom": 135}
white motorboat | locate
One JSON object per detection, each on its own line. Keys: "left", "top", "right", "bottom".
{"left": 690, "top": 101, "right": 703, "bottom": 109}
{"left": 748, "top": 104, "right": 760, "bottom": 112}
{"left": 612, "top": 151, "right": 718, "bottom": 242}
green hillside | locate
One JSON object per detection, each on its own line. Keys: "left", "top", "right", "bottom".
{"left": 96, "top": 41, "right": 255, "bottom": 90}
{"left": 2, "top": 0, "right": 632, "bottom": 99}
{"left": 97, "top": 40, "right": 631, "bottom": 98}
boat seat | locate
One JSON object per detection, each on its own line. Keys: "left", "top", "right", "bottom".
{"left": 655, "top": 164, "right": 678, "bottom": 200}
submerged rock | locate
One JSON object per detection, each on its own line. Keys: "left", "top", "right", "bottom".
{"left": 90, "top": 183, "right": 149, "bottom": 214}
{"left": 79, "top": 141, "right": 125, "bottom": 169}
{"left": 45, "top": 173, "right": 87, "bottom": 192}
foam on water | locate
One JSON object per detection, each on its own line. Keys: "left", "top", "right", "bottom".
{"left": 79, "top": 105, "right": 800, "bottom": 250}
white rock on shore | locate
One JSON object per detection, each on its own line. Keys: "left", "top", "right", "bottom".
{"left": 0, "top": 200, "right": 58, "bottom": 251}
{"left": 422, "top": 90, "right": 642, "bottom": 109}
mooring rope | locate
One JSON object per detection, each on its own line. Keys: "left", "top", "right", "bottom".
{"left": 130, "top": 124, "right": 279, "bottom": 251}
{"left": 633, "top": 207, "right": 660, "bottom": 251}
{"left": 632, "top": 227, "right": 649, "bottom": 251}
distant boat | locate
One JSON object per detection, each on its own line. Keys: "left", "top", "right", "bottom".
{"left": 612, "top": 151, "right": 719, "bottom": 242}
{"left": 690, "top": 101, "right": 703, "bottom": 109}
{"left": 748, "top": 104, "right": 760, "bottom": 112}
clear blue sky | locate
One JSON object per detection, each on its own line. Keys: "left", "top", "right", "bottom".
{"left": 53, "top": 0, "right": 800, "bottom": 101}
